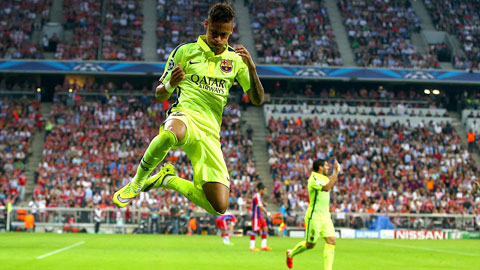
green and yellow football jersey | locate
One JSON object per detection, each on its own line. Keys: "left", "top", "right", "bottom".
{"left": 305, "top": 172, "right": 331, "bottom": 219}
{"left": 159, "top": 35, "right": 251, "bottom": 137}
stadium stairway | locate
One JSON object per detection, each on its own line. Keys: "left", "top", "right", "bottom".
{"left": 410, "top": 0, "right": 434, "bottom": 31}
{"left": 324, "top": 0, "right": 355, "bottom": 66}
{"left": 22, "top": 103, "right": 52, "bottom": 205}
{"left": 232, "top": 0, "right": 258, "bottom": 62}
{"left": 50, "top": 0, "right": 63, "bottom": 23}
{"left": 410, "top": 0, "right": 455, "bottom": 69}
{"left": 42, "top": 0, "right": 64, "bottom": 59}
{"left": 447, "top": 33, "right": 465, "bottom": 58}
{"left": 241, "top": 106, "right": 278, "bottom": 210}
{"left": 142, "top": 0, "right": 158, "bottom": 61}
{"left": 451, "top": 112, "right": 480, "bottom": 166}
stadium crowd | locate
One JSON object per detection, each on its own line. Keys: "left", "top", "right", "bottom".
{"left": 338, "top": 0, "right": 438, "bottom": 68}
{"left": 29, "top": 93, "right": 256, "bottom": 225}
{"left": 270, "top": 86, "right": 446, "bottom": 109}
{"left": 266, "top": 116, "right": 479, "bottom": 228}
{"left": 55, "top": 0, "right": 101, "bottom": 60}
{"left": 0, "top": 0, "right": 51, "bottom": 59}
{"left": 156, "top": 0, "right": 239, "bottom": 61}
{"left": 0, "top": 98, "right": 39, "bottom": 207}
{"left": 424, "top": 0, "right": 480, "bottom": 70}
{"left": 102, "top": 0, "right": 143, "bottom": 61}
{"left": 248, "top": 0, "right": 342, "bottom": 66}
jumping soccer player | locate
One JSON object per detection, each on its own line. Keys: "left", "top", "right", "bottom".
{"left": 112, "top": 3, "right": 264, "bottom": 216}
{"left": 286, "top": 159, "right": 341, "bottom": 269}
{"left": 250, "top": 182, "right": 271, "bottom": 251}
{"left": 216, "top": 213, "right": 237, "bottom": 245}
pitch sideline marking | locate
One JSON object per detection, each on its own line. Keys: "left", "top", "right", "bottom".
{"left": 363, "top": 241, "right": 480, "bottom": 257}
{"left": 36, "top": 241, "right": 85, "bottom": 259}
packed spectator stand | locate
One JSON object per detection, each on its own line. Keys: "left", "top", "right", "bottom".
{"left": 338, "top": 0, "right": 438, "bottom": 68}
{"left": 264, "top": 96, "right": 479, "bottom": 229}
{"left": 424, "top": 0, "right": 480, "bottom": 70}
{"left": 102, "top": 0, "right": 143, "bottom": 61}
{"left": 55, "top": 0, "right": 102, "bottom": 60}
{"left": 0, "top": 98, "right": 40, "bottom": 208}
{"left": 249, "top": 0, "right": 342, "bottom": 66}
{"left": 0, "top": 0, "right": 51, "bottom": 59}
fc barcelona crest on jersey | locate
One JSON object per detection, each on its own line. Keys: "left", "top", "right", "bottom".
{"left": 220, "top": 59, "right": 233, "bottom": 73}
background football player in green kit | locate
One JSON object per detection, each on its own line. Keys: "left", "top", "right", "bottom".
{"left": 113, "top": 2, "right": 264, "bottom": 216}
{"left": 286, "top": 159, "right": 341, "bottom": 269}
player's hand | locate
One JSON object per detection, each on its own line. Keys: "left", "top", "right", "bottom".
{"left": 334, "top": 159, "right": 341, "bottom": 175}
{"left": 235, "top": 45, "right": 255, "bottom": 69}
{"left": 170, "top": 63, "right": 185, "bottom": 88}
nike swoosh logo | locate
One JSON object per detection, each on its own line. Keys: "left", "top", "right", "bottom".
{"left": 143, "top": 177, "right": 161, "bottom": 192}
{"left": 117, "top": 194, "right": 133, "bottom": 204}
{"left": 140, "top": 163, "right": 149, "bottom": 171}
{"left": 189, "top": 60, "right": 201, "bottom": 65}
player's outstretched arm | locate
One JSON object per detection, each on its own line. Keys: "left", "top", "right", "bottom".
{"left": 156, "top": 63, "right": 185, "bottom": 101}
{"left": 235, "top": 45, "right": 264, "bottom": 106}
{"left": 322, "top": 159, "right": 341, "bottom": 191}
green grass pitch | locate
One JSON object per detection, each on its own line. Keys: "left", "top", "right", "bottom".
{"left": 0, "top": 233, "right": 478, "bottom": 270}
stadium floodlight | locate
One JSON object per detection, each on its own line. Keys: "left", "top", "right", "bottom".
{"left": 432, "top": 89, "right": 440, "bottom": 95}
{"left": 36, "top": 88, "right": 41, "bottom": 92}
{"left": 424, "top": 89, "right": 431, "bottom": 95}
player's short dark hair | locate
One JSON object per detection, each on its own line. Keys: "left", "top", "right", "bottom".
{"left": 313, "top": 159, "right": 327, "bottom": 172}
{"left": 208, "top": 3, "right": 235, "bottom": 23}
{"left": 257, "top": 182, "right": 265, "bottom": 191}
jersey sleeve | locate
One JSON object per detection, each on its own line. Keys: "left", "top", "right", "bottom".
{"left": 236, "top": 61, "right": 250, "bottom": 93}
{"left": 158, "top": 44, "right": 186, "bottom": 84}
{"left": 311, "top": 175, "right": 329, "bottom": 190}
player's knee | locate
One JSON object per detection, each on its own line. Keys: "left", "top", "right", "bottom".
{"left": 203, "top": 182, "right": 229, "bottom": 215}
{"left": 326, "top": 238, "right": 336, "bottom": 245}
{"left": 211, "top": 200, "right": 228, "bottom": 215}
{"left": 164, "top": 119, "right": 186, "bottom": 142}
{"left": 158, "top": 129, "right": 178, "bottom": 147}
{"left": 306, "top": 242, "right": 315, "bottom": 249}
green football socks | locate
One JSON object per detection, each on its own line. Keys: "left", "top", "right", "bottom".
{"left": 324, "top": 243, "right": 335, "bottom": 270}
{"left": 132, "top": 129, "right": 177, "bottom": 186}
{"left": 289, "top": 241, "right": 307, "bottom": 258}
{"left": 165, "top": 176, "right": 221, "bottom": 216}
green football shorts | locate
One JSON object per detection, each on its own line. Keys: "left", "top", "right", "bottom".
{"left": 161, "top": 111, "right": 230, "bottom": 189}
{"left": 305, "top": 213, "right": 336, "bottom": 244}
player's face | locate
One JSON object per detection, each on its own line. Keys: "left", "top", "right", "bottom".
{"left": 204, "top": 19, "right": 233, "bottom": 54}
{"left": 321, "top": 162, "right": 330, "bottom": 174}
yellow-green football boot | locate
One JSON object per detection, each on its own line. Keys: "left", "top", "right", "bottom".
{"left": 113, "top": 182, "right": 141, "bottom": 208}
{"left": 142, "top": 163, "right": 176, "bottom": 192}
